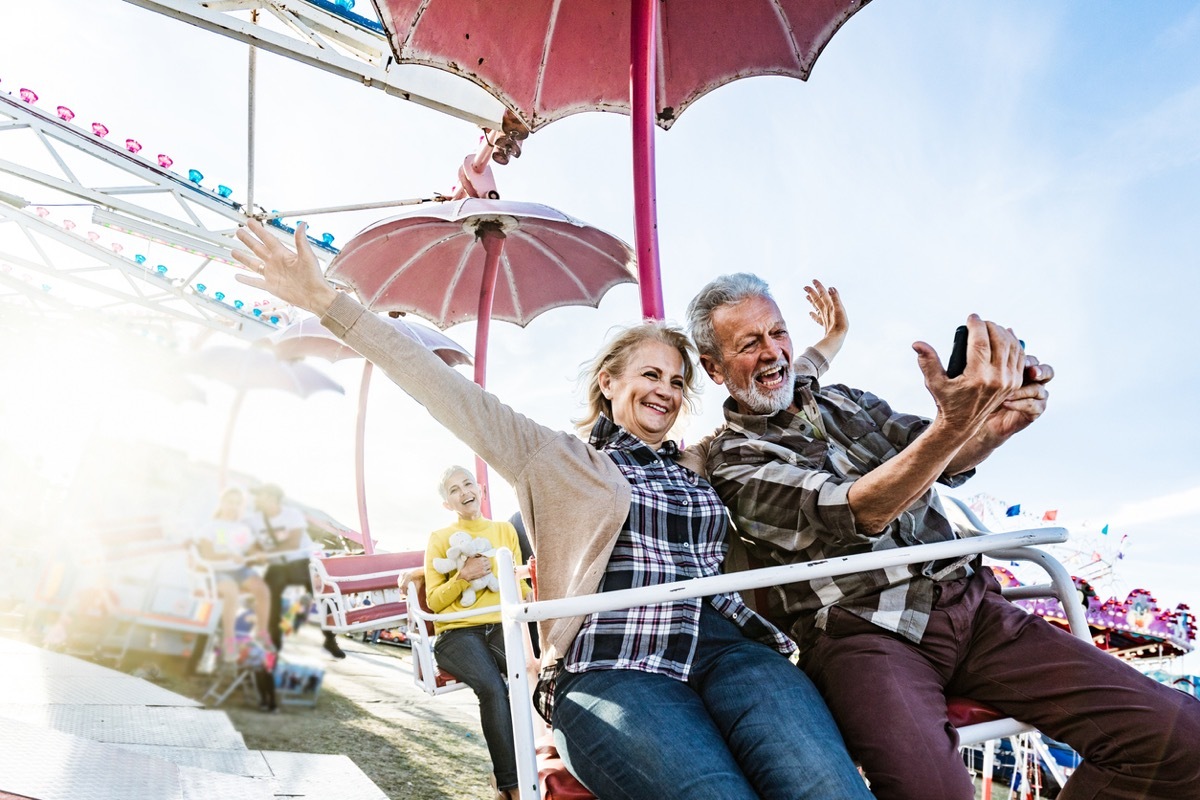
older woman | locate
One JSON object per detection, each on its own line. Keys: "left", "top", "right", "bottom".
{"left": 234, "top": 220, "right": 870, "bottom": 800}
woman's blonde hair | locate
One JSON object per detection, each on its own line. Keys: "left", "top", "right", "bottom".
{"left": 575, "top": 321, "right": 700, "bottom": 436}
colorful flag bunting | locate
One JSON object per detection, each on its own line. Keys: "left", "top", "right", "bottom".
{"left": 1101, "top": 524, "right": 1109, "bottom": 535}
{"left": 1005, "top": 504, "right": 1021, "bottom": 517}
{"left": 1042, "top": 510, "right": 1058, "bottom": 521}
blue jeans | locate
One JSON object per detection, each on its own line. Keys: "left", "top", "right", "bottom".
{"left": 434, "top": 624, "right": 517, "bottom": 790}
{"left": 552, "top": 603, "right": 870, "bottom": 800}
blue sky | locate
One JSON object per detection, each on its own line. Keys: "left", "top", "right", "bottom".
{"left": 3, "top": 2, "right": 1199, "bottom": 666}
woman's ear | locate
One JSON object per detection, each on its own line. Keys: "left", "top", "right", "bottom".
{"left": 597, "top": 370, "right": 613, "bottom": 400}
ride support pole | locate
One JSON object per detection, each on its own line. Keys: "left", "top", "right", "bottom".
{"left": 982, "top": 739, "right": 994, "bottom": 800}
{"left": 354, "top": 361, "right": 374, "bottom": 553}
{"left": 472, "top": 226, "right": 506, "bottom": 518}
{"left": 631, "top": 0, "right": 665, "bottom": 320}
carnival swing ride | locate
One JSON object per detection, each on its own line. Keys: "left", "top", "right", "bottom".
{"left": 1, "top": 3, "right": 1196, "bottom": 800}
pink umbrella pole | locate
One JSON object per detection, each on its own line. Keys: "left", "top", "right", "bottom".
{"left": 472, "top": 225, "right": 507, "bottom": 519}
{"left": 355, "top": 361, "right": 376, "bottom": 553}
{"left": 631, "top": 0, "right": 666, "bottom": 321}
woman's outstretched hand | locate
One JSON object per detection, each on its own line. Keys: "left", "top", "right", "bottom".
{"left": 233, "top": 219, "right": 339, "bottom": 316}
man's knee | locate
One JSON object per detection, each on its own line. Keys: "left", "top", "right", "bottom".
{"left": 1151, "top": 695, "right": 1200, "bottom": 786}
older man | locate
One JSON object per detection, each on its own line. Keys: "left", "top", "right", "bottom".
{"left": 687, "top": 273, "right": 1200, "bottom": 800}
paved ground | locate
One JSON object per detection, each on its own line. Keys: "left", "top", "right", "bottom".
{"left": 0, "top": 632, "right": 389, "bottom": 799}
{"left": 0, "top": 621, "right": 507, "bottom": 800}
{"left": 297, "top": 626, "right": 482, "bottom": 729}
{"left": 225, "top": 623, "right": 503, "bottom": 800}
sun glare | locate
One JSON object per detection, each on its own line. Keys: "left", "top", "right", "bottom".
{"left": 0, "top": 312, "right": 201, "bottom": 524}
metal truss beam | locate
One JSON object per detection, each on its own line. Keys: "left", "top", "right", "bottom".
{"left": 120, "top": 0, "right": 504, "bottom": 129}
{"left": 0, "top": 205, "right": 275, "bottom": 337}
{"left": 0, "top": 92, "right": 325, "bottom": 341}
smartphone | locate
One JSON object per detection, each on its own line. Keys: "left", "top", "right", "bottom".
{"left": 947, "top": 325, "right": 969, "bottom": 378}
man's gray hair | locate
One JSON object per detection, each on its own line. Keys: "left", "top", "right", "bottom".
{"left": 437, "top": 465, "right": 474, "bottom": 501}
{"left": 686, "top": 273, "right": 775, "bottom": 361}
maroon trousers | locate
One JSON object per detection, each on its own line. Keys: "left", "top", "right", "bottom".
{"left": 799, "top": 569, "right": 1200, "bottom": 800}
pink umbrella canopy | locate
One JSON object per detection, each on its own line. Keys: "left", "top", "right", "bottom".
{"left": 182, "top": 345, "right": 344, "bottom": 487}
{"left": 377, "top": 0, "right": 871, "bottom": 132}
{"left": 328, "top": 197, "right": 634, "bottom": 518}
{"left": 184, "top": 345, "right": 345, "bottom": 397}
{"left": 327, "top": 198, "right": 636, "bottom": 329}
{"left": 375, "top": 0, "right": 872, "bottom": 319}
{"left": 271, "top": 314, "right": 473, "bottom": 367}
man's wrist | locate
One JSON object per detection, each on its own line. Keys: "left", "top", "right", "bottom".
{"left": 923, "top": 416, "right": 975, "bottom": 453}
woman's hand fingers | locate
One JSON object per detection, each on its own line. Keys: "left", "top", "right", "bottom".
{"left": 234, "top": 222, "right": 272, "bottom": 261}
{"left": 234, "top": 273, "right": 266, "bottom": 290}
{"left": 230, "top": 247, "right": 262, "bottom": 273}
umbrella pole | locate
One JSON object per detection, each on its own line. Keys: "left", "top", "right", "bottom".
{"left": 218, "top": 387, "right": 247, "bottom": 490}
{"left": 473, "top": 227, "right": 506, "bottom": 519}
{"left": 631, "top": 0, "right": 666, "bottom": 321}
{"left": 355, "top": 361, "right": 374, "bottom": 554}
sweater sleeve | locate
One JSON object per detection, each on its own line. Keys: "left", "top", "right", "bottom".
{"left": 424, "top": 531, "right": 469, "bottom": 613}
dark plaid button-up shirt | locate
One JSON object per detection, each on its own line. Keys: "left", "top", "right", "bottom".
{"left": 707, "top": 377, "right": 974, "bottom": 647}
{"left": 563, "top": 417, "right": 795, "bottom": 681}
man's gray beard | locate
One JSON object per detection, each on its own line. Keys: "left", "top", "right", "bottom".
{"left": 730, "top": 363, "right": 793, "bottom": 415}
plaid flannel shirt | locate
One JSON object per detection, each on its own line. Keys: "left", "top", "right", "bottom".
{"left": 706, "top": 377, "right": 974, "bottom": 646}
{"left": 563, "top": 417, "right": 795, "bottom": 682}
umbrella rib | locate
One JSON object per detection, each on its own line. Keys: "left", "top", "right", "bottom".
{"left": 656, "top": 1, "right": 667, "bottom": 108}
{"left": 500, "top": 247, "right": 521, "bottom": 322}
{"left": 527, "top": 229, "right": 632, "bottom": 293}
{"left": 532, "top": 0, "right": 565, "bottom": 118}
{"left": 516, "top": 230, "right": 625, "bottom": 310}
{"left": 365, "top": 226, "right": 458, "bottom": 308}
{"left": 768, "top": 0, "right": 805, "bottom": 66}
{"left": 439, "top": 237, "right": 477, "bottom": 324}
{"left": 399, "top": 0, "right": 434, "bottom": 53}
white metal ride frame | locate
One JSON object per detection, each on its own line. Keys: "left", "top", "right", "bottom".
{"left": 119, "top": 0, "right": 505, "bottom": 129}
{"left": 494, "top": 508, "right": 1089, "bottom": 800}
{"left": 0, "top": 90, "right": 334, "bottom": 340}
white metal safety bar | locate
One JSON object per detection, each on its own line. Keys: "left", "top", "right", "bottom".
{"left": 509, "top": 528, "right": 1068, "bottom": 625}
{"left": 496, "top": 525, "right": 1074, "bottom": 800}
{"left": 120, "top": 0, "right": 506, "bottom": 129}
{"left": 942, "top": 496, "right": 1090, "bottom": 639}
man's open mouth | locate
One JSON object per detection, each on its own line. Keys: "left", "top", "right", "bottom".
{"left": 756, "top": 365, "right": 787, "bottom": 388}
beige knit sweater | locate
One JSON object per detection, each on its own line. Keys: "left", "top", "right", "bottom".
{"left": 322, "top": 293, "right": 705, "bottom": 665}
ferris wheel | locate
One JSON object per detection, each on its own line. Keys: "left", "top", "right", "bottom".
{"left": 962, "top": 491, "right": 1128, "bottom": 598}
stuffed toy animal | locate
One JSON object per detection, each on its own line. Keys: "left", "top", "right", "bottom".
{"left": 431, "top": 530, "right": 499, "bottom": 606}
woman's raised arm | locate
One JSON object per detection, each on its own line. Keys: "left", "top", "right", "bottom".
{"left": 232, "top": 219, "right": 568, "bottom": 486}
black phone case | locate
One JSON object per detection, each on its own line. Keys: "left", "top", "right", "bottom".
{"left": 947, "top": 325, "right": 969, "bottom": 377}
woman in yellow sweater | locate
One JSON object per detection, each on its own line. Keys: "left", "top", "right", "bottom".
{"left": 425, "top": 465, "right": 524, "bottom": 800}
